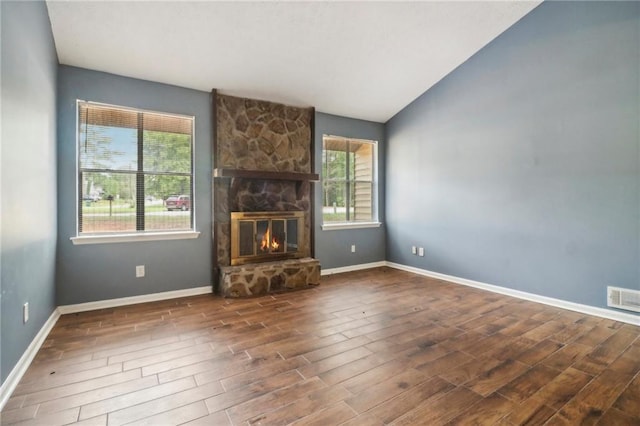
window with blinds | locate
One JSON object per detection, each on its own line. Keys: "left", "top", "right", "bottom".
{"left": 322, "top": 135, "right": 377, "bottom": 224}
{"left": 77, "top": 101, "right": 194, "bottom": 235}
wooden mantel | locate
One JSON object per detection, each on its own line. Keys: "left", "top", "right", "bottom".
{"left": 213, "top": 168, "right": 319, "bottom": 182}
{"left": 214, "top": 168, "right": 319, "bottom": 200}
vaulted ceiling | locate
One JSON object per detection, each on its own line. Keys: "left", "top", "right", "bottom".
{"left": 46, "top": 1, "right": 541, "bottom": 122}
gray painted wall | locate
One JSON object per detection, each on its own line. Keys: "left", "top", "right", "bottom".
{"left": 314, "top": 112, "right": 386, "bottom": 269}
{"left": 56, "top": 66, "right": 212, "bottom": 305}
{"left": 385, "top": 1, "right": 640, "bottom": 311}
{"left": 1, "top": 1, "right": 58, "bottom": 382}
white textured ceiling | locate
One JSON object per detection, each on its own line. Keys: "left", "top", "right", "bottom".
{"left": 46, "top": 1, "right": 541, "bottom": 123}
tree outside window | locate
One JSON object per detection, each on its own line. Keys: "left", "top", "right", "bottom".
{"left": 77, "top": 101, "right": 194, "bottom": 234}
{"left": 322, "top": 135, "right": 376, "bottom": 224}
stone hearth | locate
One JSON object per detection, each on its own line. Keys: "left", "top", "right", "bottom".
{"left": 219, "top": 258, "right": 320, "bottom": 297}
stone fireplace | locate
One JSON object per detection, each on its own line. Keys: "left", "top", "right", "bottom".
{"left": 212, "top": 91, "right": 320, "bottom": 297}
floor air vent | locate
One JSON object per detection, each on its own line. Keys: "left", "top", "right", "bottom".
{"left": 607, "top": 286, "right": 640, "bottom": 313}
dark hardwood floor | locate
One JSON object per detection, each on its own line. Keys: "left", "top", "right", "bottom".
{"left": 1, "top": 267, "right": 639, "bottom": 425}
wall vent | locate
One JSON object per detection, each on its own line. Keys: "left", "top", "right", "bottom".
{"left": 607, "top": 286, "right": 640, "bottom": 313}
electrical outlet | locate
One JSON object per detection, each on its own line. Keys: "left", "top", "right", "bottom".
{"left": 351, "top": 244, "right": 356, "bottom": 253}
{"left": 411, "top": 246, "right": 417, "bottom": 255}
{"left": 418, "top": 247, "right": 425, "bottom": 257}
{"left": 23, "top": 302, "right": 29, "bottom": 323}
{"left": 136, "top": 265, "right": 145, "bottom": 278}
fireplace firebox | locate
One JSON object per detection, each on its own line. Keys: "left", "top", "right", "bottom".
{"left": 230, "top": 211, "right": 304, "bottom": 266}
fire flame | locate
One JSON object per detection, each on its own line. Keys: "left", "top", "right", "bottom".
{"left": 260, "top": 228, "right": 280, "bottom": 251}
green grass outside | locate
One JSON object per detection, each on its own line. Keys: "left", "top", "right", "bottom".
{"left": 322, "top": 212, "right": 347, "bottom": 222}
{"left": 82, "top": 201, "right": 167, "bottom": 214}
{"left": 81, "top": 214, "right": 190, "bottom": 233}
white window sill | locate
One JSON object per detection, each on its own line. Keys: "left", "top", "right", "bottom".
{"left": 321, "top": 222, "right": 382, "bottom": 231}
{"left": 71, "top": 231, "right": 200, "bottom": 245}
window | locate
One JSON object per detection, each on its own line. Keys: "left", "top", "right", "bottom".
{"left": 322, "top": 135, "right": 378, "bottom": 227}
{"left": 76, "top": 101, "right": 195, "bottom": 239}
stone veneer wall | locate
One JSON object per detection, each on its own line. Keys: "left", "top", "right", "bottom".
{"left": 214, "top": 94, "right": 314, "bottom": 289}
{"left": 217, "top": 95, "right": 312, "bottom": 172}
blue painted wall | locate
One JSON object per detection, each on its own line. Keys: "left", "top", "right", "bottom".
{"left": 314, "top": 112, "right": 386, "bottom": 269}
{"left": 56, "top": 66, "right": 212, "bottom": 305}
{"left": 1, "top": 1, "right": 59, "bottom": 382}
{"left": 385, "top": 1, "right": 640, "bottom": 311}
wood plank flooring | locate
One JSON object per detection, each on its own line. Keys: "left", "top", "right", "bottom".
{"left": 1, "top": 267, "right": 639, "bottom": 425}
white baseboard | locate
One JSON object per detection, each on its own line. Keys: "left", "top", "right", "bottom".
{"left": 318, "top": 260, "right": 639, "bottom": 326}
{"left": 321, "top": 261, "right": 387, "bottom": 276}
{"left": 58, "top": 286, "right": 213, "bottom": 315}
{"left": 0, "top": 309, "right": 61, "bottom": 411}
{"left": 386, "top": 262, "right": 640, "bottom": 327}
{"left": 0, "top": 286, "right": 213, "bottom": 411}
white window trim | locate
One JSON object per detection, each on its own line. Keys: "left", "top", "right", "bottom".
{"left": 321, "top": 134, "right": 380, "bottom": 227}
{"left": 75, "top": 100, "right": 196, "bottom": 240}
{"left": 71, "top": 231, "right": 200, "bottom": 245}
{"left": 321, "top": 222, "right": 382, "bottom": 231}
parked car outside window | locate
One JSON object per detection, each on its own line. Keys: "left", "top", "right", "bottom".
{"left": 165, "top": 195, "right": 191, "bottom": 211}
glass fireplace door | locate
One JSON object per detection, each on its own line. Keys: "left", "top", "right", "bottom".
{"left": 231, "top": 211, "right": 304, "bottom": 266}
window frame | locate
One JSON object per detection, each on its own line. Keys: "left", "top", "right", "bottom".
{"left": 321, "top": 134, "right": 381, "bottom": 231}
{"left": 70, "top": 100, "right": 200, "bottom": 245}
